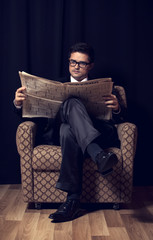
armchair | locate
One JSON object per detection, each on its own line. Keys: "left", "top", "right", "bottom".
{"left": 16, "top": 86, "right": 137, "bottom": 208}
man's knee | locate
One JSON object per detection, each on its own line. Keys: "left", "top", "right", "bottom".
{"left": 60, "top": 124, "right": 72, "bottom": 139}
{"left": 64, "top": 97, "right": 82, "bottom": 110}
{"left": 61, "top": 97, "right": 84, "bottom": 122}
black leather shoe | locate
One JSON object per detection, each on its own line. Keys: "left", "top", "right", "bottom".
{"left": 96, "top": 151, "right": 118, "bottom": 174}
{"left": 48, "top": 199, "right": 80, "bottom": 222}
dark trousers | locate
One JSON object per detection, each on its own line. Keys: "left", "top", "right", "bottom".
{"left": 56, "top": 97, "right": 119, "bottom": 194}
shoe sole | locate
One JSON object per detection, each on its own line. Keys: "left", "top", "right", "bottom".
{"left": 51, "top": 208, "right": 81, "bottom": 222}
{"left": 101, "top": 167, "right": 113, "bottom": 176}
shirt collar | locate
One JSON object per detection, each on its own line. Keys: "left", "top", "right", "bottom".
{"left": 70, "top": 76, "right": 88, "bottom": 82}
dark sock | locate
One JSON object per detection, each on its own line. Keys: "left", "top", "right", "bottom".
{"left": 86, "top": 142, "right": 103, "bottom": 162}
{"left": 67, "top": 192, "right": 80, "bottom": 200}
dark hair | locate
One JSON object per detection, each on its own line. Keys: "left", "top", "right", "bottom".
{"left": 68, "top": 42, "right": 95, "bottom": 63}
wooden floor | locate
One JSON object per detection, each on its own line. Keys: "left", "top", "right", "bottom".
{"left": 0, "top": 185, "right": 153, "bottom": 240}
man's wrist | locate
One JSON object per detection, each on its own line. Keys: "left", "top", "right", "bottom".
{"left": 113, "top": 105, "right": 121, "bottom": 114}
{"left": 13, "top": 99, "right": 22, "bottom": 109}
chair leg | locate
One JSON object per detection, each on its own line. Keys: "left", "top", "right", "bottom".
{"left": 35, "top": 202, "right": 42, "bottom": 210}
{"left": 113, "top": 203, "right": 120, "bottom": 210}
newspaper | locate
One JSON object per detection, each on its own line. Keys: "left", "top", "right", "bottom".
{"left": 19, "top": 71, "right": 113, "bottom": 120}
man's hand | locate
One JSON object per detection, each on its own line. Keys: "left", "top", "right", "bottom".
{"left": 14, "top": 86, "right": 26, "bottom": 107}
{"left": 103, "top": 94, "right": 119, "bottom": 112}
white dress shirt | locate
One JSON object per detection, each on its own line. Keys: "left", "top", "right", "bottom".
{"left": 70, "top": 76, "right": 88, "bottom": 82}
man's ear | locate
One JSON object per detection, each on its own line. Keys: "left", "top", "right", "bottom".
{"left": 89, "top": 63, "right": 94, "bottom": 70}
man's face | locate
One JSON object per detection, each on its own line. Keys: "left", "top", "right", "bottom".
{"left": 69, "top": 52, "right": 93, "bottom": 81}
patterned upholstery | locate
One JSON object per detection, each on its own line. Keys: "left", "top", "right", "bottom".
{"left": 16, "top": 86, "right": 137, "bottom": 204}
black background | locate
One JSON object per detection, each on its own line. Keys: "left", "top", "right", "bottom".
{"left": 0, "top": 0, "right": 153, "bottom": 186}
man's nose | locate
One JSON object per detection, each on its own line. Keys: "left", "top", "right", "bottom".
{"left": 75, "top": 63, "right": 80, "bottom": 68}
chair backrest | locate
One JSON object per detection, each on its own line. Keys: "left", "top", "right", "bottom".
{"left": 114, "top": 86, "right": 127, "bottom": 108}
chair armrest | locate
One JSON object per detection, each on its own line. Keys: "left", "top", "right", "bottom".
{"left": 16, "top": 121, "right": 37, "bottom": 156}
{"left": 116, "top": 122, "right": 137, "bottom": 162}
{"left": 116, "top": 122, "right": 138, "bottom": 202}
{"left": 16, "top": 121, "right": 37, "bottom": 202}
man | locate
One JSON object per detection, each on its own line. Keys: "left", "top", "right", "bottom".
{"left": 14, "top": 43, "right": 126, "bottom": 222}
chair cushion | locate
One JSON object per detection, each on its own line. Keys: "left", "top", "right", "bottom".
{"left": 32, "top": 145, "right": 62, "bottom": 171}
{"left": 32, "top": 145, "right": 122, "bottom": 171}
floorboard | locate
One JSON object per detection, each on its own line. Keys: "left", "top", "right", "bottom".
{"left": 0, "top": 185, "right": 153, "bottom": 240}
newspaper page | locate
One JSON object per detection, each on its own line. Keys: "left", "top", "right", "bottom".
{"left": 19, "top": 71, "right": 113, "bottom": 120}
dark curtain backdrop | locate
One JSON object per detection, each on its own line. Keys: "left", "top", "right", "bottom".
{"left": 0, "top": 0, "right": 153, "bottom": 185}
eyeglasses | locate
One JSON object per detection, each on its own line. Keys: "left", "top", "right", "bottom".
{"left": 69, "top": 59, "right": 91, "bottom": 68}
